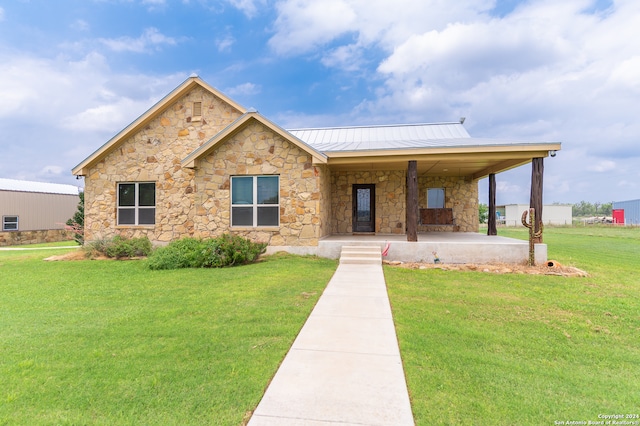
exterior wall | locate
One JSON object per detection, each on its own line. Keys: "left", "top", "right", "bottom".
{"left": 331, "top": 170, "right": 407, "bottom": 234}
{"left": 83, "top": 86, "right": 243, "bottom": 243}
{"left": 0, "top": 229, "right": 72, "bottom": 247}
{"left": 192, "top": 121, "right": 325, "bottom": 246}
{"left": 613, "top": 199, "right": 640, "bottom": 225}
{"left": 0, "top": 190, "right": 78, "bottom": 231}
{"left": 417, "top": 176, "right": 479, "bottom": 232}
{"left": 499, "top": 204, "right": 572, "bottom": 226}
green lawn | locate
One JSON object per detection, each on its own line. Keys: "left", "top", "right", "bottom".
{"left": 0, "top": 251, "right": 336, "bottom": 425}
{"left": 386, "top": 226, "right": 640, "bottom": 425}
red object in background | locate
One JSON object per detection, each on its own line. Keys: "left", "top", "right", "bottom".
{"left": 612, "top": 209, "right": 625, "bottom": 225}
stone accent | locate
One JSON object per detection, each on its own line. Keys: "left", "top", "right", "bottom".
{"left": 331, "top": 170, "right": 406, "bottom": 234}
{"left": 192, "top": 121, "right": 325, "bottom": 246}
{"left": 83, "top": 86, "right": 243, "bottom": 243}
{"left": 417, "top": 176, "right": 479, "bottom": 232}
{"left": 0, "top": 229, "right": 73, "bottom": 247}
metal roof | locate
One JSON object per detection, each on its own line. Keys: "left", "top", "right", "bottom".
{"left": 288, "top": 122, "right": 473, "bottom": 151}
{"left": 288, "top": 122, "right": 546, "bottom": 152}
{"left": 0, "top": 178, "right": 80, "bottom": 195}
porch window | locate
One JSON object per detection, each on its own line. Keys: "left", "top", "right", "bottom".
{"left": 427, "top": 188, "right": 445, "bottom": 208}
{"left": 2, "top": 215, "right": 18, "bottom": 231}
{"left": 231, "top": 175, "right": 279, "bottom": 227}
{"left": 117, "top": 182, "right": 156, "bottom": 225}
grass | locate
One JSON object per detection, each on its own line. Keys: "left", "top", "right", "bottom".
{"left": 386, "top": 226, "right": 640, "bottom": 425}
{"left": 0, "top": 251, "right": 337, "bottom": 425}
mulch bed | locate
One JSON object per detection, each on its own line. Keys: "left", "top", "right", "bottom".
{"left": 383, "top": 259, "right": 589, "bottom": 277}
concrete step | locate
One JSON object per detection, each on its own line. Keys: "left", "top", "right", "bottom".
{"left": 340, "top": 245, "right": 382, "bottom": 265}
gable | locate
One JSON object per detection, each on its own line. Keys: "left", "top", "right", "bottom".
{"left": 182, "top": 112, "right": 326, "bottom": 169}
{"left": 72, "top": 76, "right": 246, "bottom": 176}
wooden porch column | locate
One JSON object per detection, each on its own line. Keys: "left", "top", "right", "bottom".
{"left": 488, "top": 173, "right": 497, "bottom": 236}
{"left": 407, "top": 160, "right": 418, "bottom": 242}
{"left": 530, "top": 157, "right": 544, "bottom": 243}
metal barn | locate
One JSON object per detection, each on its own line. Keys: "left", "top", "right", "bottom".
{"left": 613, "top": 199, "right": 640, "bottom": 225}
{"left": 0, "top": 178, "right": 80, "bottom": 232}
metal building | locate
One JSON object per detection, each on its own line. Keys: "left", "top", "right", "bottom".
{"left": 0, "top": 178, "right": 80, "bottom": 232}
{"left": 496, "top": 204, "right": 573, "bottom": 227}
{"left": 613, "top": 199, "right": 640, "bottom": 225}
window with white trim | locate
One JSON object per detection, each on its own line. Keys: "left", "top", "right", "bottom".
{"left": 231, "top": 175, "right": 279, "bottom": 227}
{"left": 2, "top": 216, "right": 18, "bottom": 231}
{"left": 117, "top": 182, "right": 156, "bottom": 225}
{"left": 427, "top": 188, "right": 445, "bottom": 208}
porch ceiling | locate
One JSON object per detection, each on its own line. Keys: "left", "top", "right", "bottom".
{"left": 320, "top": 144, "right": 560, "bottom": 179}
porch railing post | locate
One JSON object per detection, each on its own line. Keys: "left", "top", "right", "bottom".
{"left": 407, "top": 160, "right": 418, "bottom": 242}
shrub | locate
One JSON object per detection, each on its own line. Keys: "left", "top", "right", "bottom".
{"left": 85, "top": 235, "right": 153, "bottom": 259}
{"left": 147, "top": 234, "right": 267, "bottom": 270}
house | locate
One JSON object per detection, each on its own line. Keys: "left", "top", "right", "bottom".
{"left": 497, "top": 204, "right": 573, "bottom": 227}
{"left": 0, "top": 178, "right": 80, "bottom": 246}
{"left": 612, "top": 199, "right": 640, "bottom": 225}
{"left": 72, "top": 76, "right": 561, "bottom": 262}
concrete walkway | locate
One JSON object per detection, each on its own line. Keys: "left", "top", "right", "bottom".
{"left": 248, "top": 246, "right": 414, "bottom": 426}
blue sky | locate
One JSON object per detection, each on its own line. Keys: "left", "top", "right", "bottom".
{"left": 0, "top": 0, "right": 638, "bottom": 205}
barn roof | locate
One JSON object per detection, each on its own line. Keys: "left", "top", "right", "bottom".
{"left": 0, "top": 178, "right": 80, "bottom": 195}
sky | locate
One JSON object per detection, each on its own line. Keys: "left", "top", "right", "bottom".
{"left": 0, "top": 0, "right": 638, "bottom": 205}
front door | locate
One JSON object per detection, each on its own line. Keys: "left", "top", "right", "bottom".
{"left": 352, "top": 184, "right": 375, "bottom": 233}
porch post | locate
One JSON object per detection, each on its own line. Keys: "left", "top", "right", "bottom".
{"left": 407, "top": 160, "right": 418, "bottom": 242}
{"left": 488, "top": 173, "right": 497, "bottom": 236}
{"left": 530, "top": 157, "right": 544, "bottom": 243}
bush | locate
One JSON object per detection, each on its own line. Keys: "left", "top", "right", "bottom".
{"left": 86, "top": 235, "right": 153, "bottom": 259}
{"left": 147, "top": 234, "right": 267, "bottom": 270}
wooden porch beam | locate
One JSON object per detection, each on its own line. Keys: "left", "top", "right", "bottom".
{"left": 488, "top": 173, "right": 497, "bottom": 236}
{"left": 530, "top": 157, "right": 544, "bottom": 243}
{"left": 407, "top": 160, "right": 418, "bottom": 242}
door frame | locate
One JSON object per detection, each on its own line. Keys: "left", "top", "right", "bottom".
{"left": 352, "top": 184, "right": 376, "bottom": 233}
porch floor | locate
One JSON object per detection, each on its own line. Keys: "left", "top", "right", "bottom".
{"left": 317, "top": 232, "right": 546, "bottom": 265}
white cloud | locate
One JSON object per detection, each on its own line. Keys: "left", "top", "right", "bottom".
{"left": 0, "top": 7, "right": 5, "bottom": 22}
{"left": 225, "top": 82, "right": 261, "bottom": 96}
{"left": 99, "top": 27, "right": 177, "bottom": 53}
{"left": 216, "top": 35, "right": 235, "bottom": 52}
{"left": 226, "top": 0, "right": 266, "bottom": 18}
{"left": 588, "top": 160, "right": 616, "bottom": 173}
{"left": 71, "top": 19, "right": 90, "bottom": 31}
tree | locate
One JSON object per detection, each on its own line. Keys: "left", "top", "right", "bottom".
{"left": 65, "top": 191, "right": 84, "bottom": 245}
{"left": 479, "top": 203, "right": 488, "bottom": 224}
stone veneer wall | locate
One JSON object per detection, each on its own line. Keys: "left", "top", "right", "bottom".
{"left": 192, "top": 121, "right": 325, "bottom": 246}
{"left": 83, "top": 87, "right": 243, "bottom": 243}
{"left": 331, "top": 170, "right": 407, "bottom": 234}
{"left": 0, "top": 229, "right": 73, "bottom": 247}
{"left": 418, "top": 176, "right": 479, "bottom": 232}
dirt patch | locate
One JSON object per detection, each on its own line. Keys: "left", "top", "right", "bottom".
{"left": 44, "top": 250, "right": 89, "bottom": 261}
{"left": 383, "top": 259, "right": 589, "bottom": 277}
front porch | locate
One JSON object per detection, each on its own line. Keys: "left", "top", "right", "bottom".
{"left": 316, "top": 232, "right": 547, "bottom": 265}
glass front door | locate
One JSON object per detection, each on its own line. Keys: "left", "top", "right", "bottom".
{"left": 352, "top": 184, "right": 375, "bottom": 233}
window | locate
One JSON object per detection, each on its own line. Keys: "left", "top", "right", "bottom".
{"left": 2, "top": 216, "right": 18, "bottom": 231}
{"left": 117, "top": 182, "right": 156, "bottom": 225}
{"left": 427, "top": 188, "right": 445, "bottom": 208}
{"left": 231, "top": 175, "right": 279, "bottom": 227}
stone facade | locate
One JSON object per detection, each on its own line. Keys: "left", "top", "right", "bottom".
{"left": 191, "top": 120, "right": 328, "bottom": 246}
{"left": 417, "top": 176, "right": 479, "bottom": 232}
{"left": 83, "top": 86, "right": 243, "bottom": 243}
{"left": 81, "top": 81, "right": 482, "bottom": 248}
{"left": 0, "top": 229, "right": 73, "bottom": 247}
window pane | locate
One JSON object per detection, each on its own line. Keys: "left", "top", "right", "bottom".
{"left": 232, "top": 207, "right": 253, "bottom": 226}
{"left": 138, "top": 208, "right": 155, "bottom": 225}
{"left": 4, "top": 216, "right": 18, "bottom": 223}
{"left": 257, "top": 176, "right": 279, "bottom": 204}
{"left": 118, "top": 208, "right": 135, "bottom": 225}
{"left": 427, "top": 188, "right": 445, "bottom": 208}
{"left": 4, "top": 222, "right": 17, "bottom": 231}
{"left": 257, "top": 206, "right": 279, "bottom": 226}
{"left": 119, "top": 184, "right": 135, "bottom": 206}
{"left": 232, "top": 177, "right": 253, "bottom": 205}
{"left": 139, "top": 183, "right": 155, "bottom": 206}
